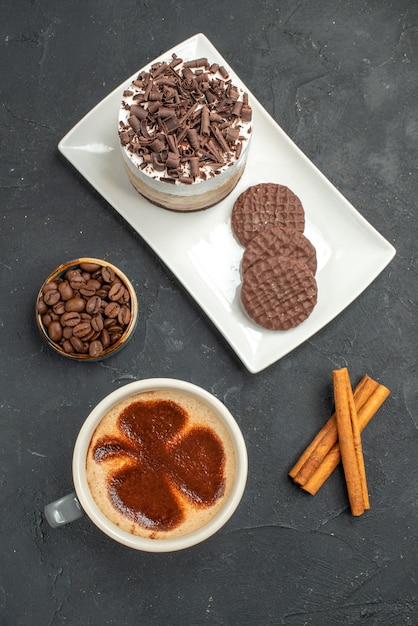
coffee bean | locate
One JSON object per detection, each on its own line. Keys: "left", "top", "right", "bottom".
{"left": 69, "top": 275, "right": 86, "bottom": 290}
{"left": 70, "top": 335, "right": 87, "bottom": 353}
{"left": 110, "top": 320, "right": 123, "bottom": 331}
{"left": 104, "top": 302, "right": 120, "bottom": 318}
{"left": 62, "top": 340, "right": 74, "bottom": 354}
{"left": 96, "top": 286, "right": 110, "bottom": 298}
{"left": 80, "top": 262, "right": 101, "bottom": 273}
{"left": 86, "top": 295, "right": 102, "bottom": 315}
{"left": 101, "top": 328, "right": 111, "bottom": 348}
{"left": 101, "top": 266, "right": 115, "bottom": 283}
{"left": 119, "top": 287, "right": 130, "bottom": 304}
{"left": 43, "top": 289, "right": 61, "bottom": 306}
{"left": 53, "top": 301, "right": 66, "bottom": 316}
{"left": 118, "top": 305, "right": 131, "bottom": 325}
{"left": 79, "top": 285, "right": 97, "bottom": 298}
{"left": 108, "top": 282, "right": 125, "bottom": 301}
{"left": 43, "top": 281, "right": 59, "bottom": 294}
{"left": 110, "top": 331, "right": 123, "bottom": 345}
{"left": 87, "top": 279, "right": 102, "bottom": 291}
{"left": 91, "top": 314, "right": 104, "bottom": 332}
{"left": 58, "top": 280, "right": 74, "bottom": 301}
{"left": 103, "top": 317, "right": 116, "bottom": 329}
{"left": 61, "top": 311, "right": 81, "bottom": 327}
{"left": 48, "top": 321, "right": 63, "bottom": 342}
{"left": 37, "top": 298, "right": 48, "bottom": 315}
{"left": 65, "top": 297, "right": 86, "bottom": 313}
{"left": 65, "top": 269, "right": 80, "bottom": 281}
{"left": 84, "top": 328, "right": 97, "bottom": 342}
{"left": 38, "top": 261, "right": 134, "bottom": 359}
{"left": 89, "top": 340, "right": 104, "bottom": 358}
{"left": 42, "top": 313, "right": 53, "bottom": 327}
{"left": 73, "top": 321, "right": 92, "bottom": 338}
{"left": 62, "top": 326, "right": 73, "bottom": 339}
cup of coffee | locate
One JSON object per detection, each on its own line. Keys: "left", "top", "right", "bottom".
{"left": 44, "top": 379, "right": 248, "bottom": 552}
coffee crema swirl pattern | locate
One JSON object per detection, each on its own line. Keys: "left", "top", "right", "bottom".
{"left": 86, "top": 389, "right": 236, "bottom": 539}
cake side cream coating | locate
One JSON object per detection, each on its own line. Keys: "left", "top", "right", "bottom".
{"left": 121, "top": 154, "right": 248, "bottom": 211}
{"left": 118, "top": 54, "right": 252, "bottom": 211}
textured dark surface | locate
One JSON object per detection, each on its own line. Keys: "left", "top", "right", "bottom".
{"left": 1, "top": 1, "right": 417, "bottom": 624}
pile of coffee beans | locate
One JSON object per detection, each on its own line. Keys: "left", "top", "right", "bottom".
{"left": 37, "top": 262, "right": 133, "bottom": 359}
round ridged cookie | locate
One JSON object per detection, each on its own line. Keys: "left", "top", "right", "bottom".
{"left": 232, "top": 183, "right": 305, "bottom": 247}
{"left": 241, "top": 225, "right": 317, "bottom": 275}
{"left": 241, "top": 255, "right": 317, "bottom": 330}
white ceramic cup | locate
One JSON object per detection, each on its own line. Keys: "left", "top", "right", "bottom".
{"left": 44, "top": 378, "right": 248, "bottom": 552}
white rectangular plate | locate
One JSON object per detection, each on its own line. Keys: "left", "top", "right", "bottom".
{"left": 59, "top": 33, "right": 395, "bottom": 373}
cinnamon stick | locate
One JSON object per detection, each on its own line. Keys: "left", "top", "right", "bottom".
{"left": 333, "top": 367, "right": 369, "bottom": 516}
{"left": 301, "top": 381, "right": 390, "bottom": 495}
{"left": 289, "top": 375, "right": 378, "bottom": 484}
{"left": 348, "top": 376, "right": 370, "bottom": 510}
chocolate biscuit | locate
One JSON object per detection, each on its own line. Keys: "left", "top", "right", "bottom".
{"left": 232, "top": 183, "right": 305, "bottom": 247}
{"left": 241, "top": 255, "right": 317, "bottom": 330}
{"left": 241, "top": 225, "right": 317, "bottom": 275}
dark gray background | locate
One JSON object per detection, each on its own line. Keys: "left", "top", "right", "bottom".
{"left": 1, "top": 1, "right": 417, "bottom": 624}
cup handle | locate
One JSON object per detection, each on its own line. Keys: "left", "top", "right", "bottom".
{"left": 44, "top": 491, "right": 84, "bottom": 527}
